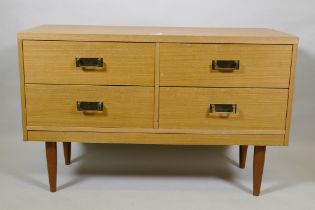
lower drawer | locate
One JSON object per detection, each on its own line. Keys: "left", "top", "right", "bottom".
{"left": 25, "top": 85, "right": 154, "bottom": 128}
{"left": 159, "top": 87, "right": 288, "bottom": 130}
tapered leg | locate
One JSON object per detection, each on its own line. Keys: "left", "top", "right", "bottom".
{"left": 63, "top": 142, "right": 71, "bottom": 165}
{"left": 45, "top": 142, "right": 57, "bottom": 192}
{"left": 239, "top": 145, "right": 248, "bottom": 169}
{"left": 253, "top": 146, "right": 266, "bottom": 196}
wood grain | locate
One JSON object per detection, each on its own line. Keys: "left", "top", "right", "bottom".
{"left": 17, "top": 26, "right": 298, "bottom": 148}
{"left": 26, "top": 126, "right": 285, "bottom": 135}
{"left": 284, "top": 44, "right": 298, "bottom": 145}
{"left": 253, "top": 146, "right": 266, "bottom": 196}
{"left": 18, "top": 25, "right": 299, "bottom": 44}
{"left": 25, "top": 84, "right": 154, "bottom": 128}
{"left": 23, "top": 41, "right": 155, "bottom": 85}
{"left": 159, "top": 87, "right": 288, "bottom": 130}
{"left": 63, "top": 142, "right": 71, "bottom": 165}
{"left": 160, "top": 44, "right": 292, "bottom": 88}
{"left": 18, "top": 40, "right": 28, "bottom": 140}
{"left": 239, "top": 145, "right": 248, "bottom": 169}
{"left": 28, "top": 131, "right": 285, "bottom": 146}
{"left": 45, "top": 142, "right": 57, "bottom": 192}
{"left": 154, "top": 43, "right": 160, "bottom": 128}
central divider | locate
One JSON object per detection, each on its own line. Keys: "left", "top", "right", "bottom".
{"left": 154, "top": 43, "right": 160, "bottom": 129}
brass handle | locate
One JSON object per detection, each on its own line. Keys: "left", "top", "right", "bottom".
{"left": 76, "top": 58, "right": 103, "bottom": 70}
{"left": 210, "top": 104, "right": 237, "bottom": 114}
{"left": 212, "top": 60, "right": 240, "bottom": 72}
{"left": 77, "top": 101, "right": 104, "bottom": 111}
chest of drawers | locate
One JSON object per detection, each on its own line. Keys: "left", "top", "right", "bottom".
{"left": 18, "top": 25, "right": 298, "bottom": 196}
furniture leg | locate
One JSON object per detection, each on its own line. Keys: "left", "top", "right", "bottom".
{"left": 63, "top": 142, "right": 71, "bottom": 165}
{"left": 239, "top": 145, "right": 248, "bottom": 169}
{"left": 253, "top": 146, "right": 266, "bottom": 196}
{"left": 45, "top": 142, "right": 57, "bottom": 192}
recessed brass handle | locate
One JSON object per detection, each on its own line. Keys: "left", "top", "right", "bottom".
{"left": 210, "top": 104, "right": 237, "bottom": 114}
{"left": 77, "top": 101, "right": 104, "bottom": 112}
{"left": 76, "top": 58, "right": 104, "bottom": 70}
{"left": 212, "top": 60, "right": 240, "bottom": 72}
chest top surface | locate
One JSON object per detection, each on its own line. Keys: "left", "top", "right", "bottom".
{"left": 18, "top": 25, "right": 298, "bottom": 44}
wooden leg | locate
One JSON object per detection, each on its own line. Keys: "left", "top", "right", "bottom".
{"left": 63, "top": 142, "right": 71, "bottom": 165}
{"left": 239, "top": 145, "right": 248, "bottom": 169}
{"left": 45, "top": 142, "right": 57, "bottom": 192}
{"left": 253, "top": 146, "right": 266, "bottom": 196}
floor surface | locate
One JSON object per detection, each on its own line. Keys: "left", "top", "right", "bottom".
{"left": 0, "top": 133, "right": 314, "bottom": 210}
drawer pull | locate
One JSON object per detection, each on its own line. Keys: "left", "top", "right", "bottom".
{"left": 210, "top": 104, "right": 237, "bottom": 114}
{"left": 76, "top": 58, "right": 103, "bottom": 70}
{"left": 77, "top": 101, "right": 104, "bottom": 111}
{"left": 212, "top": 60, "right": 240, "bottom": 72}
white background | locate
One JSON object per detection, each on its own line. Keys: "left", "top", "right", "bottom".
{"left": 0, "top": 0, "right": 315, "bottom": 209}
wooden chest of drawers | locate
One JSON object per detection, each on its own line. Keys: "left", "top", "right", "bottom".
{"left": 18, "top": 25, "right": 298, "bottom": 196}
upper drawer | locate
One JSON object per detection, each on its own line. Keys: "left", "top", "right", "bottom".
{"left": 23, "top": 41, "right": 155, "bottom": 85}
{"left": 160, "top": 44, "right": 292, "bottom": 88}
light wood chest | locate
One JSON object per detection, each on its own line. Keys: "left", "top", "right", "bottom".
{"left": 18, "top": 25, "right": 298, "bottom": 195}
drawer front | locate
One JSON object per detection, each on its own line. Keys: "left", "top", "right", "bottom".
{"left": 159, "top": 87, "right": 288, "bottom": 130}
{"left": 23, "top": 41, "right": 155, "bottom": 85}
{"left": 160, "top": 44, "right": 292, "bottom": 88}
{"left": 25, "top": 85, "right": 154, "bottom": 128}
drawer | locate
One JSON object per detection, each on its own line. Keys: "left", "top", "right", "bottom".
{"left": 23, "top": 41, "right": 155, "bottom": 85}
{"left": 159, "top": 87, "right": 288, "bottom": 130}
{"left": 25, "top": 85, "right": 154, "bottom": 128}
{"left": 160, "top": 44, "right": 292, "bottom": 88}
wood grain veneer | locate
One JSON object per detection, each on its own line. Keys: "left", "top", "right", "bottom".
{"left": 28, "top": 131, "right": 284, "bottom": 146}
{"left": 159, "top": 87, "right": 288, "bottom": 130}
{"left": 25, "top": 85, "right": 154, "bottom": 128}
{"left": 160, "top": 44, "right": 292, "bottom": 88}
{"left": 18, "top": 25, "right": 298, "bottom": 44}
{"left": 23, "top": 41, "right": 155, "bottom": 85}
